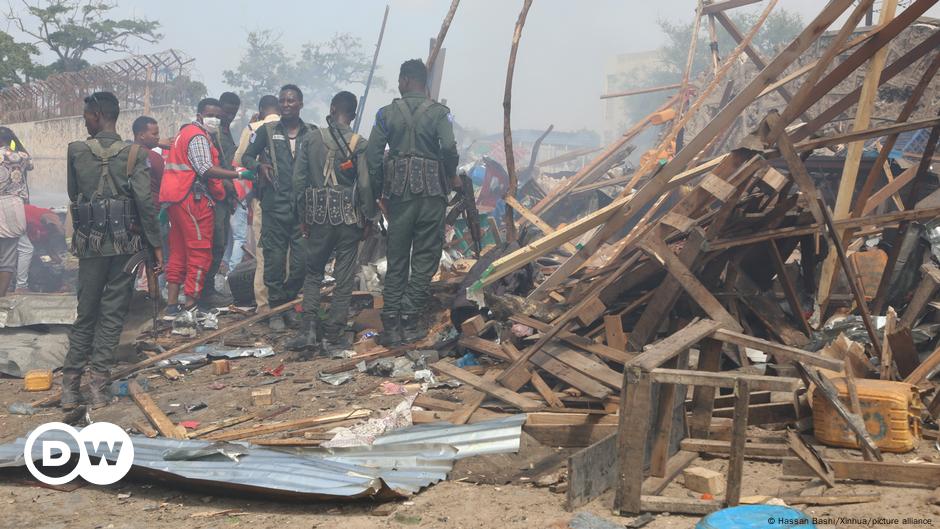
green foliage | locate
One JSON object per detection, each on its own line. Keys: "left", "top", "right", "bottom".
{"left": 0, "top": 30, "right": 38, "bottom": 87}
{"left": 7, "top": 0, "right": 161, "bottom": 75}
{"left": 223, "top": 30, "right": 383, "bottom": 122}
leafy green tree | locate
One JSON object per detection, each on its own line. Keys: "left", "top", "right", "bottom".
{"left": 0, "top": 30, "right": 38, "bottom": 87}
{"left": 6, "top": 0, "right": 161, "bottom": 75}
{"left": 224, "top": 30, "right": 382, "bottom": 121}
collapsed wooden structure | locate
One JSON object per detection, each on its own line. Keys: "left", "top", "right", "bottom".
{"left": 433, "top": 0, "right": 940, "bottom": 516}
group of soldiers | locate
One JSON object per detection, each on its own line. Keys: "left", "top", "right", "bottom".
{"left": 61, "top": 58, "right": 459, "bottom": 410}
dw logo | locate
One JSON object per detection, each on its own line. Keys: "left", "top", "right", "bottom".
{"left": 24, "top": 422, "right": 135, "bottom": 486}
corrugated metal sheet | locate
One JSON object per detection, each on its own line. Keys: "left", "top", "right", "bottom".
{"left": 0, "top": 415, "right": 526, "bottom": 499}
{"left": 373, "top": 414, "right": 527, "bottom": 459}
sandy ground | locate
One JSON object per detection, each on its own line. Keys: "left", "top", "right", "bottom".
{"left": 1, "top": 310, "right": 939, "bottom": 529}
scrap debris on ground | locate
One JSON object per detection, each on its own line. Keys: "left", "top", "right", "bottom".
{"left": 4, "top": 1, "right": 940, "bottom": 527}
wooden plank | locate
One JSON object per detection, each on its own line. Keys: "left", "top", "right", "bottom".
{"left": 133, "top": 420, "right": 158, "bottom": 438}
{"left": 699, "top": 172, "right": 737, "bottom": 201}
{"left": 449, "top": 369, "right": 502, "bottom": 425}
{"left": 432, "top": 361, "right": 542, "bottom": 412}
{"left": 504, "top": 194, "right": 578, "bottom": 254}
{"left": 458, "top": 336, "right": 510, "bottom": 361}
{"left": 642, "top": 450, "right": 699, "bottom": 495}
{"left": 688, "top": 339, "right": 722, "bottom": 438}
{"left": 604, "top": 315, "right": 628, "bottom": 351}
{"left": 680, "top": 438, "right": 790, "bottom": 458}
{"left": 887, "top": 326, "right": 919, "bottom": 379}
{"left": 502, "top": 343, "right": 563, "bottom": 408}
{"left": 899, "top": 264, "right": 940, "bottom": 328}
{"left": 567, "top": 433, "right": 617, "bottom": 510}
{"left": 712, "top": 10, "right": 793, "bottom": 103}
{"left": 794, "top": 116, "right": 940, "bottom": 155}
{"left": 881, "top": 307, "right": 898, "bottom": 380}
{"left": 904, "top": 343, "right": 940, "bottom": 386}
{"left": 725, "top": 379, "right": 750, "bottom": 506}
{"left": 412, "top": 409, "right": 505, "bottom": 424}
{"left": 712, "top": 401, "right": 798, "bottom": 425}
{"left": 862, "top": 165, "right": 917, "bottom": 215}
{"left": 781, "top": 494, "right": 881, "bottom": 506}
{"left": 539, "top": 343, "right": 622, "bottom": 389}
{"left": 600, "top": 83, "right": 681, "bottom": 99}
{"left": 638, "top": 236, "right": 741, "bottom": 331}
{"left": 702, "top": 0, "right": 762, "bottom": 15}
{"left": 768, "top": 240, "right": 814, "bottom": 337}
{"left": 531, "top": 349, "right": 612, "bottom": 399}
{"left": 575, "top": 297, "right": 607, "bottom": 327}
{"left": 712, "top": 329, "right": 843, "bottom": 371}
{"left": 128, "top": 380, "right": 187, "bottom": 440}
{"left": 786, "top": 429, "right": 836, "bottom": 487}
{"left": 767, "top": 112, "right": 825, "bottom": 224}
{"left": 205, "top": 409, "right": 371, "bottom": 441}
{"left": 511, "top": 314, "right": 631, "bottom": 364}
{"left": 525, "top": 424, "right": 616, "bottom": 448}
{"left": 798, "top": 365, "right": 882, "bottom": 459}
{"left": 629, "top": 319, "right": 722, "bottom": 371}
{"left": 649, "top": 358, "right": 680, "bottom": 477}
{"left": 649, "top": 369, "right": 799, "bottom": 393}
{"left": 781, "top": 458, "right": 940, "bottom": 486}
{"left": 660, "top": 212, "right": 696, "bottom": 234}
{"left": 640, "top": 496, "right": 723, "bottom": 515}
{"left": 187, "top": 414, "right": 256, "bottom": 439}
{"left": 818, "top": 0, "right": 899, "bottom": 312}
{"left": 614, "top": 368, "right": 653, "bottom": 514}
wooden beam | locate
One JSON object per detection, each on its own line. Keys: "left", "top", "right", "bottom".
{"left": 899, "top": 264, "right": 940, "bottom": 328}
{"left": 449, "top": 370, "right": 502, "bottom": 425}
{"left": 510, "top": 314, "right": 632, "bottom": 364}
{"left": 767, "top": 240, "right": 814, "bottom": 337}
{"left": 712, "top": 329, "right": 843, "bottom": 371}
{"left": 649, "top": 368, "right": 801, "bottom": 393}
{"left": 204, "top": 409, "right": 371, "bottom": 441}
{"left": 713, "top": 10, "right": 792, "bottom": 103}
{"left": 786, "top": 429, "right": 836, "bottom": 487}
{"left": 725, "top": 379, "right": 750, "bottom": 506}
{"left": 128, "top": 380, "right": 187, "bottom": 440}
{"left": 502, "top": 343, "right": 563, "bottom": 408}
{"left": 680, "top": 438, "right": 790, "bottom": 458}
{"left": 629, "top": 319, "right": 723, "bottom": 371}
{"left": 640, "top": 495, "right": 723, "bottom": 515}
{"left": 688, "top": 339, "right": 722, "bottom": 438}
{"left": 862, "top": 165, "right": 918, "bottom": 216}
{"left": 614, "top": 368, "right": 652, "bottom": 514}
{"left": 702, "top": 0, "right": 763, "bottom": 15}
{"left": 600, "top": 83, "right": 681, "bottom": 99}
{"left": 782, "top": 458, "right": 940, "bottom": 486}
{"left": 504, "top": 194, "right": 578, "bottom": 254}
{"left": 904, "top": 344, "right": 940, "bottom": 386}
{"left": 432, "top": 361, "right": 542, "bottom": 411}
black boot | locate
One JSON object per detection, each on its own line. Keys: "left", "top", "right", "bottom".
{"left": 60, "top": 369, "right": 82, "bottom": 410}
{"left": 377, "top": 314, "right": 403, "bottom": 347}
{"left": 323, "top": 329, "right": 353, "bottom": 353}
{"left": 286, "top": 319, "right": 319, "bottom": 355}
{"left": 87, "top": 371, "right": 112, "bottom": 409}
{"left": 400, "top": 313, "right": 428, "bottom": 344}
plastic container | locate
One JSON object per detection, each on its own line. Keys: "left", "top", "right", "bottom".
{"left": 697, "top": 505, "right": 816, "bottom": 529}
{"left": 24, "top": 370, "right": 53, "bottom": 392}
{"left": 813, "top": 377, "right": 922, "bottom": 453}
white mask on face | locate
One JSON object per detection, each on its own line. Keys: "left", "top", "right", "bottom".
{"left": 203, "top": 116, "right": 221, "bottom": 133}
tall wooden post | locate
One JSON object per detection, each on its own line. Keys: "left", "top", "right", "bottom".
{"left": 502, "top": 0, "right": 534, "bottom": 244}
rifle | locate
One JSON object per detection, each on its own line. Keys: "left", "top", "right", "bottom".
{"left": 125, "top": 248, "right": 162, "bottom": 333}
{"left": 445, "top": 171, "right": 482, "bottom": 258}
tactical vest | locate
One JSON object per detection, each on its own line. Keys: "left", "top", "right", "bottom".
{"left": 69, "top": 140, "right": 143, "bottom": 257}
{"left": 304, "top": 128, "right": 361, "bottom": 226}
{"left": 383, "top": 99, "right": 446, "bottom": 199}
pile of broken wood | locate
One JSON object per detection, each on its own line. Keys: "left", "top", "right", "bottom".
{"left": 429, "top": 0, "right": 940, "bottom": 517}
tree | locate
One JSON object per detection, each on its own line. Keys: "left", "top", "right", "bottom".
{"left": 611, "top": 9, "right": 802, "bottom": 124}
{"left": 0, "top": 30, "right": 38, "bottom": 87}
{"left": 223, "top": 30, "right": 382, "bottom": 121}
{"left": 7, "top": 0, "right": 161, "bottom": 74}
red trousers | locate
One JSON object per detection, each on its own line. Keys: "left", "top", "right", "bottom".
{"left": 165, "top": 194, "right": 214, "bottom": 299}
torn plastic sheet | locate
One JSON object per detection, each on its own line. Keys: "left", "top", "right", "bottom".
{"left": 157, "top": 345, "right": 276, "bottom": 367}
{"left": 0, "top": 294, "right": 76, "bottom": 328}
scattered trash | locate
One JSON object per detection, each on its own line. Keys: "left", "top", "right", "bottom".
{"left": 455, "top": 353, "right": 480, "bottom": 368}
{"left": 511, "top": 323, "right": 534, "bottom": 338}
{"left": 8, "top": 402, "right": 36, "bottom": 415}
{"left": 381, "top": 381, "right": 408, "bottom": 395}
{"left": 330, "top": 349, "right": 356, "bottom": 359}
{"left": 186, "top": 402, "right": 207, "bottom": 413}
{"left": 264, "top": 363, "right": 285, "bottom": 377}
{"left": 323, "top": 396, "right": 415, "bottom": 448}
{"left": 179, "top": 421, "right": 200, "bottom": 429}
{"left": 319, "top": 372, "right": 354, "bottom": 386}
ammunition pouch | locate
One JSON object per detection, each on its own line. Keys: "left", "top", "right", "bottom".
{"left": 383, "top": 156, "right": 446, "bottom": 199}
{"left": 304, "top": 185, "right": 359, "bottom": 226}
{"left": 70, "top": 196, "right": 143, "bottom": 257}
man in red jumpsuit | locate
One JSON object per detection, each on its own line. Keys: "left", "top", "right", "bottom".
{"left": 159, "top": 98, "right": 252, "bottom": 316}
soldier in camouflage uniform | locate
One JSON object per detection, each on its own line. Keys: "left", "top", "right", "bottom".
{"left": 63, "top": 91, "right": 163, "bottom": 409}
{"left": 366, "top": 60, "right": 459, "bottom": 346}
{"left": 289, "top": 91, "right": 375, "bottom": 356}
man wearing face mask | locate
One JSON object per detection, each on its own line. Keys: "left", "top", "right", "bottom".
{"left": 240, "top": 84, "right": 311, "bottom": 330}
{"left": 160, "top": 98, "right": 253, "bottom": 317}
{"left": 200, "top": 91, "right": 242, "bottom": 307}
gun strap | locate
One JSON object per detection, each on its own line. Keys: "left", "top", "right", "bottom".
{"left": 126, "top": 144, "right": 141, "bottom": 180}
{"left": 84, "top": 139, "right": 128, "bottom": 198}
{"left": 264, "top": 122, "right": 280, "bottom": 180}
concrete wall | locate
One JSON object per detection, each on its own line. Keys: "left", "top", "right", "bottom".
{"left": 5, "top": 104, "right": 192, "bottom": 207}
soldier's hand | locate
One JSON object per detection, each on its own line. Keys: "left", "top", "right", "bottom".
{"left": 152, "top": 248, "right": 164, "bottom": 275}
{"left": 301, "top": 222, "right": 309, "bottom": 239}
{"left": 377, "top": 198, "right": 388, "bottom": 216}
{"left": 258, "top": 163, "right": 273, "bottom": 182}
{"left": 450, "top": 175, "right": 463, "bottom": 190}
